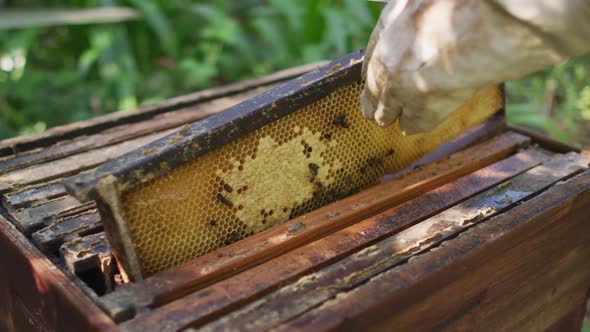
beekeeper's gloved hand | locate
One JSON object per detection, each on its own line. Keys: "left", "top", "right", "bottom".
{"left": 361, "top": 0, "right": 590, "bottom": 135}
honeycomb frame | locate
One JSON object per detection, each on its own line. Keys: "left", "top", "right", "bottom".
{"left": 66, "top": 50, "right": 504, "bottom": 280}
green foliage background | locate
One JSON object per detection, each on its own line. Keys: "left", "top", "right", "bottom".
{"left": 1, "top": 0, "right": 590, "bottom": 148}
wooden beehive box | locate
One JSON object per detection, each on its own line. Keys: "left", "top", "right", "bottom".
{"left": 0, "top": 55, "right": 589, "bottom": 332}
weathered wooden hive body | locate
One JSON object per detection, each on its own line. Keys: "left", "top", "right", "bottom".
{"left": 0, "top": 51, "right": 589, "bottom": 332}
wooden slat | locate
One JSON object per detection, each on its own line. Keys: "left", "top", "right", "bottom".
{"left": 50, "top": 201, "right": 96, "bottom": 221}
{"left": 32, "top": 212, "right": 102, "bottom": 254}
{"left": 0, "top": 128, "right": 176, "bottom": 194}
{"left": 274, "top": 169, "right": 590, "bottom": 332}
{"left": 0, "top": 62, "right": 324, "bottom": 157}
{"left": 2, "top": 182, "right": 66, "bottom": 210}
{"left": 196, "top": 153, "right": 589, "bottom": 331}
{"left": 99, "top": 131, "right": 530, "bottom": 320}
{"left": 508, "top": 124, "right": 581, "bottom": 154}
{"left": 0, "top": 86, "right": 272, "bottom": 175}
{"left": 0, "top": 213, "right": 116, "bottom": 331}
{"left": 8, "top": 196, "right": 82, "bottom": 235}
{"left": 117, "top": 148, "right": 549, "bottom": 329}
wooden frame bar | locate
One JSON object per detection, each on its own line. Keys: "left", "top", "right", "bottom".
{"left": 276, "top": 169, "right": 590, "bottom": 331}
{"left": 120, "top": 147, "right": 559, "bottom": 331}
{"left": 99, "top": 130, "right": 528, "bottom": 320}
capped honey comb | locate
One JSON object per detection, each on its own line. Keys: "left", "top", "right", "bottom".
{"left": 117, "top": 82, "right": 502, "bottom": 277}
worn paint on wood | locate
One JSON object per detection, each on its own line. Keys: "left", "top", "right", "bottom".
{"left": 2, "top": 182, "right": 66, "bottom": 210}
{"left": 61, "top": 233, "right": 114, "bottom": 293}
{"left": 9, "top": 195, "right": 82, "bottom": 235}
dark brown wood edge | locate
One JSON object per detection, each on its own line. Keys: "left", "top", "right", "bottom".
{"left": 507, "top": 124, "right": 581, "bottom": 153}
{"left": 277, "top": 169, "right": 590, "bottom": 332}
{"left": 0, "top": 85, "right": 276, "bottom": 175}
{"left": 64, "top": 51, "right": 365, "bottom": 201}
{"left": 119, "top": 148, "right": 549, "bottom": 331}
{"left": 0, "top": 211, "right": 118, "bottom": 331}
{"left": 200, "top": 152, "right": 588, "bottom": 331}
{"left": 545, "top": 299, "right": 588, "bottom": 332}
{"left": 0, "top": 61, "right": 326, "bottom": 158}
{"left": 97, "top": 129, "right": 528, "bottom": 319}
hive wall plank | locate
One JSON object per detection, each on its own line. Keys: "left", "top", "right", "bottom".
{"left": 2, "top": 182, "right": 66, "bottom": 210}
{"left": 0, "top": 213, "right": 117, "bottom": 332}
{"left": 32, "top": 212, "right": 102, "bottom": 254}
{"left": 118, "top": 148, "right": 549, "bottom": 330}
{"left": 0, "top": 129, "right": 177, "bottom": 194}
{"left": 99, "top": 131, "right": 530, "bottom": 320}
{"left": 275, "top": 169, "right": 590, "bottom": 332}
{"left": 195, "top": 152, "right": 588, "bottom": 331}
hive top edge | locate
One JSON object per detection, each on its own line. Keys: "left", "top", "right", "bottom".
{"left": 63, "top": 50, "right": 366, "bottom": 202}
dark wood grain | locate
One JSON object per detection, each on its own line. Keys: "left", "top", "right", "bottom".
{"left": 117, "top": 148, "right": 549, "bottom": 330}
{"left": 0, "top": 86, "right": 274, "bottom": 175}
{"left": 99, "top": 131, "right": 530, "bottom": 320}
{"left": 0, "top": 128, "right": 175, "bottom": 194}
{"left": 0, "top": 213, "right": 117, "bottom": 332}
{"left": 2, "top": 182, "right": 66, "bottom": 210}
{"left": 274, "top": 169, "right": 590, "bottom": 332}
{"left": 8, "top": 196, "right": 82, "bottom": 235}
{"left": 32, "top": 212, "right": 102, "bottom": 254}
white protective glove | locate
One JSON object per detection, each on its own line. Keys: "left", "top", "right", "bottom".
{"left": 361, "top": 0, "right": 590, "bottom": 134}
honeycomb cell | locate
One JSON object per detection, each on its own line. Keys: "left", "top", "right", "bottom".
{"left": 120, "top": 82, "right": 502, "bottom": 277}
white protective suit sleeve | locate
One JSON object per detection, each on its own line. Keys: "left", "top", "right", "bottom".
{"left": 361, "top": 0, "right": 590, "bottom": 134}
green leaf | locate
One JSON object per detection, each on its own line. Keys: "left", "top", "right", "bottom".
{"left": 126, "top": 0, "right": 178, "bottom": 57}
{"left": 191, "top": 4, "right": 238, "bottom": 45}
{"left": 323, "top": 8, "right": 348, "bottom": 55}
{"left": 78, "top": 28, "right": 113, "bottom": 76}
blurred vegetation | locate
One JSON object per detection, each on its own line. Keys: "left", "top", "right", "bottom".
{"left": 1, "top": 1, "right": 590, "bottom": 148}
